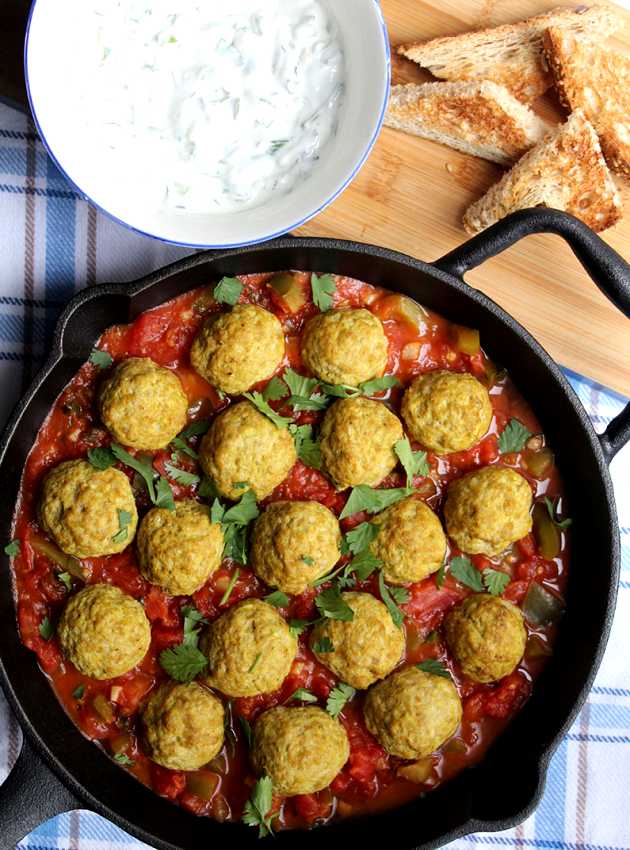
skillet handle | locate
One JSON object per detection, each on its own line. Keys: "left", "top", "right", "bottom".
{"left": 434, "top": 208, "right": 630, "bottom": 464}
{"left": 0, "top": 735, "right": 81, "bottom": 848}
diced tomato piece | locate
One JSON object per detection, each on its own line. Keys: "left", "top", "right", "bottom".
{"left": 35, "top": 637, "right": 63, "bottom": 674}
{"left": 463, "top": 692, "right": 486, "bottom": 723}
{"left": 404, "top": 576, "right": 468, "bottom": 632}
{"left": 144, "top": 586, "right": 180, "bottom": 627}
{"left": 517, "top": 535, "right": 537, "bottom": 558}
{"left": 482, "top": 673, "right": 531, "bottom": 719}
{"left": 151, "top": 764, "right": 186, "bottom": 801}
{"left": 293, "top": 794, "right": 326, "bottom": 822}
{"left": 179, "top": 793, "right": 211, "bottom": 817}
{"left": 116, "top": 672, "right": 155, "bottom": 715}
{"left": 502, "top": 580, "right": 530, "bottom": 604}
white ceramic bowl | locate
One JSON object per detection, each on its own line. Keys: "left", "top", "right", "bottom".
{"left": 25, "top": 0, "right": 390, "bottom": 248}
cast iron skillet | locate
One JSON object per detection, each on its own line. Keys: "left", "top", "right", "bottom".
{"left": 0, "top": 208, "right": 629, "bottom": 850}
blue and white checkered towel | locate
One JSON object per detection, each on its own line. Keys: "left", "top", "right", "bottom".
{"left": 1, "top": 101, "right": 629, "bottom": 850}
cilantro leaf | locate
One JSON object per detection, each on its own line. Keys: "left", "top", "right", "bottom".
{"left": 164, "top": 462, "right": 201, "bottom": 488}
{"left": 87, "top": 447, "right": 116, "bottom": 470}
{"left": 389, "top": 585, "right": 410, "bottom": 605}
{"left": 311, "top": 273, "right": 336, "bottom": 312}
{"left": 214, "top": 276, "right": 243, "bottom": 306}
{"left": 320, "top": 383, "right": 359, "bottom": 400}
{"left": 113, "top": 753, "right": 134, "bottom": 766}
{"left": 289, "top": 618, "right": 311, "bottom": 638}
{"left": 182, "top": 605, "right": 207, "bottom": 648}
{"left": 243, "top": 391, "right": 293, "bottom": 429}
{"left": 359, "top": 376, "right": 400, "bottom": 397}
{"left": 290, "top": 424, "right": 322, "bottom": 469}
{"left": 326, "top": 683, "right": 356, "bottom": 719}
{"left": 111, "top": 508, "right": 132, "bottom": 544}
{"left": 378, "top": 571, "right": 406, "bottom": 628}
{"left": 449, "top": 556, "right": 484, "bottom": 592}
{"left": 435, "top": 563, "right": 446, "bottom": 589}
{"left": 348, "top": 549, "right": 382, "bottom": 581}
{"left": 220, "top": 568, "right": 241, "bottom": 605}
{"left": 58, "top": 572, "right": 73, "bottom": 592}
{"left": 394, "top": 438, "right": 430, "bottom": 487}
{"left": 248, "top": 652, "right": 262, "bottom": 673}
{"left": 39, "top": 616, "right": 54, "bottom": 640}
{"left": 170, "top": 437, "right": 198, "bottom": 460}
{"left": 223, "top": 490, "right": 259, "bottom": 525}
{"left": 288, "top": 688, "right": 318, "bottom": 704}
{"left": 315, "top": 587, "right": 354, "bottom": 622}
{"left": 200, "top": 477, "right": 219, "bottom": 501}
{"left": 211, "top": 498, "right": 226, "bottom": 524}
{"left": 417, "top": 659, "right": 451, "bottom": 680}
{"left": 223, "top": 524, "right": 248, "bottom": 565}
{"left": 239, "top": 715, "right": 253, "bottom": 747}
{"left": 89, "top": 349, "right": 113, "bottom": 369}
{"left": 155, "top": 476, "right": 175, "bottom": 510}
{"left": 180, "top": 420, "right": 211, "bottom": 440}
{"left": 499, "top": 418, "right": 532, "bottom": 454}
{"left": 111, "top": 444, "right": 157, "bottom": 502}
{"left": 265, "top": 590, "right": 291, "bottom": 608}
{"left": 72, "top": 684, "right": 85, "bottom": 700}
{"left": 301, "top": 555, "right": 314, "bottom": 566}
{"left": 312, "top": 636, "right": 334, "bottom": 653}
{"left": 283, "top": 368, "right": 319, "bottom": 399}
{"left": 483, "top": 568, "right": 510, "bottom": 597}
{"left": 263, "top": 376, "right": 289, "bottom": 402}
{"left": 344, "top": 522, "right": 379, "bottom": 555}
{"left": 340, "top": 485, "right": 414, "bottom": 520}
{"left": 159, "top": 643, "right": 208, "bottom": 683}
{"left": 4, "top": 539, "right": 20, "bottom": 557}
{"left": 545, "top": 496, "right": 573, "bottom": 530}
{"left": 243, "top": 775, "right": 275, "bottom": 838}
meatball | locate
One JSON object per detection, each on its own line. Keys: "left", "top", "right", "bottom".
{"left": 252, "top": 706, "right": 349, "bottom": 796}
{"left": 445, "top": 594, "right": 527, "bottom": 683}
{"left": 444, "top": 465, "right": 533, "bottom": 556}
{"left": 363, "top": 666, "right": 462, "bottom": 759}
{"left": 401, "top": 370, "right": 492, "bottom": 454}
{"left": 142, "top": 682, "right": 224, "bottom": 771}
{"left": 200, "top": 599, "right": 297, "bottom": 697}
{"left": 320, "top": 397, "right": 403, "bottom": 489}
{"left": 190, "top": 304, "right": 285, "bottom": 395}
{"left": 250, "top": 501, "right": 341, "bottom": 594}
{"left": 137, "top": 500, "right": 224, "bottom": 596}
{"left": 310, "top": 592, "right": 404, "bottom": 690}
{"left": 98, "top": 357, "right": 188, "bottom": 451}
{"left": 199, "top": 402, "right": 296, "bottom": 501}
{"left": 301, "top": 308, "right": 389, "bottom": 387}
{"left": 38, "top": 460, "right": 138, "bottom": 558}
{"left": 370, "top": 497, "right": 446, "bottom": 585}
{"left": 58, "top": 584, "right": 150, "bottom": 679}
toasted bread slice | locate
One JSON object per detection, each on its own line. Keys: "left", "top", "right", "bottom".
{"left": 384, "top": 80, "right": 549, "bottom": 165}
{"left": 463, "top": 110, "right": 622, "bottom": 233}
{"left": 543, "top": 27, "right": 630, "bottom": 177}
{"left": 398, "top": 4, "right": 622, "bottom": 103}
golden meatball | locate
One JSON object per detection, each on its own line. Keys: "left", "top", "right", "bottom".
{"left": 98, "top": 357, "right": 188, "bottom": 451}
{"left": 200, "top": 599, "right": 297, "bottom": 698}
{"left": 445, "top": 594, "right": 527, "bottom": 683}
{"left": 250, "top": 501, "right": 341, "bottom": 594}
{"left": 401, "top": 370, "right": 492, "bottom": 454}
{"left": 142, "top": 682, "right": 224, "bottom": 771}
{"left": 301, "top": 308, "right": 389, "bottom": 387}
{"left": 137, "top": 500, "right": 224, "bottom": 597}
{"left": 444, "top": 465, "right": 533, "bottom": 556}
{"left": 190, "top": 304, "right": 285, "bottom": 395}
{"left": 252, "top": 706, "right": 349, "bottom": 796}
{"left": 310, "top": 592, "right": 404, "bottom": 690}
{"left": 199, "top": 402, "right": 296, "bottom": 501}
{"left": 38, "top": 460, "right": 138, "bottom": 558}
{"left": 58, "top": 584, "right": 150, "bottom": 679}
{"left": 363, "top": 666, "right": 462, "bottom": 759}
{"left": 370, "top": 497, "right": 446, "bottom": 585}
{"left": 320, "top": 397, "right": 403, "bottom": 489}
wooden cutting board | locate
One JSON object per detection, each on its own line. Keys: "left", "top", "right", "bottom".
{"left": 298, "top": 0, "right": 630, "bottom": 397}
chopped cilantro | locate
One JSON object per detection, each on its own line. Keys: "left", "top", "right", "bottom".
{"left": 311, "top": 273, "right": 336, "bottom": 312}
{"left": 417, "top": 659, "right": 451, "bottom": 680}
{"left": 181, "top": 605, "right": 207, "bottom": 648}
{"left": 265, "top": 590, "right": 290, "bottom": 608}
{"left": 159, "top": 643, "right": 208, "bottom": 683}
{"left": 57, "top": 572, "right": 73, "bottom": 592}
{"left": 301, "top": 555, "right": 315, "bottom": 566}
{"left": 326, "top": 683, "right": 355, "bottom": 719}
{"left": 435, "top": 563, "right": 446, "bottom": 589}
{"left": 347, "top": 549, "right": 382, "bottom": 581}
{"left": 340, "top": 485, "right": 414, "bottom": 520}
{"left": 4, "top": 539, "right": 20, "bottom": 557}
{"left": 314, "top": 587, "right": 354, "bottom": 622}
{"left": 449, "top": 556, "right": 484, "bottom": 592}
{"left": 113, "top": 753, "right": 135, "bottom": 766}
{"left": 289, "top": 423, "right": 322, "bottom": 469}
{"left": 243, "top": 391, "right": 293, "bottom": 429}
{"left": 263, "top": 376, "right": 289, "bottom": 402}
{"left": 483, "top": 568, "right": 510, "bottom": 596}
{"left": 394, "top": 437, "right": 430, "bottom": 487}
{"left": 378, "top": 571, "right": 406, "bottom": 628}
{"left": 39, "top": 616, "right": 54, "bottom": 640}
{"left": 248, "top": 652, "right": 262, "bottom": 673}
{"left": 111, "top": 444, "right": 157, "bottom": 502}
{"left": 87, "top": 447, "right": 116, "bottom": 470}
{"left": 223, "top": 490, "right": 259, "bottom": 525}
{"left": 499, "top": 418, "right": 532, "bottom": 454}
{"left": 289, "top": 619, "right": 311, "bottom": 638}
{"left": 199, "top": 476, "right": 219, "bottom": 501}
{"left": 544, "top": 496, "right": 573, "bottom": 530}
{"left": 111, "top": 509, "right": 132, "bottom": 544}
{"left": 220, "top": 568, "right": 241, "bottom": 605}
{"left": 89, "top": 349, "right": 113, "bottom": 369}
{"left": 155, "top": 476, "right": 175, "bottom": 510}
{"left": 288, "top": 688, "right": 318, "bottom": 704}
{"left": 213, "top": 276, "right": 243, "bottom": 306}
{"left": 72, "top": 684, "right": 85, "bottom": 700}
{"left": 239, "top": 715, "right": 253, "bottom": 747}
{"left": 312, "top": 636, "right": 334, "bottom": 653}
{"left": 359, "top": 375, "right": 400, "bottom": 397}
{"left": 344, "top": 522, "right": 379, "bottom": 555}
{"left": 164, "top": 462, "right": 201, "bottom": 487}
{"left": 243, "top": 775, "right": 275, "bottom": 838}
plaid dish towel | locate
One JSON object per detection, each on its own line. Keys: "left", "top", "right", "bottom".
{"left": 1, "top": 102, "right": 629, "bottom": 850}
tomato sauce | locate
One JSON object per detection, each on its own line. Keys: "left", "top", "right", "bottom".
{"left": 9, "top": 272, "right": 569, "bottom": 831}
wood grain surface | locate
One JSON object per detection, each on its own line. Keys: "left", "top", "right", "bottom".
{"left": 298, "top": 0, "right": 630, "bottom": 396}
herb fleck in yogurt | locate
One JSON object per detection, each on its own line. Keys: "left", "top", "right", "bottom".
{"left": 78, "top": 0, "right": 346, "bottom": 214}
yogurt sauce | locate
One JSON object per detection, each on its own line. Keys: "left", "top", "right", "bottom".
{"left": 74, "top": 0, "right": 345, "bottom": 214}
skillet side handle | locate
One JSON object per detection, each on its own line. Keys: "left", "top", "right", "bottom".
{"left": 433, "top": 208, "right": 630, "bottom": 464}
{"left": 0, "top": 736, "right": 80, "bottom": 849}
